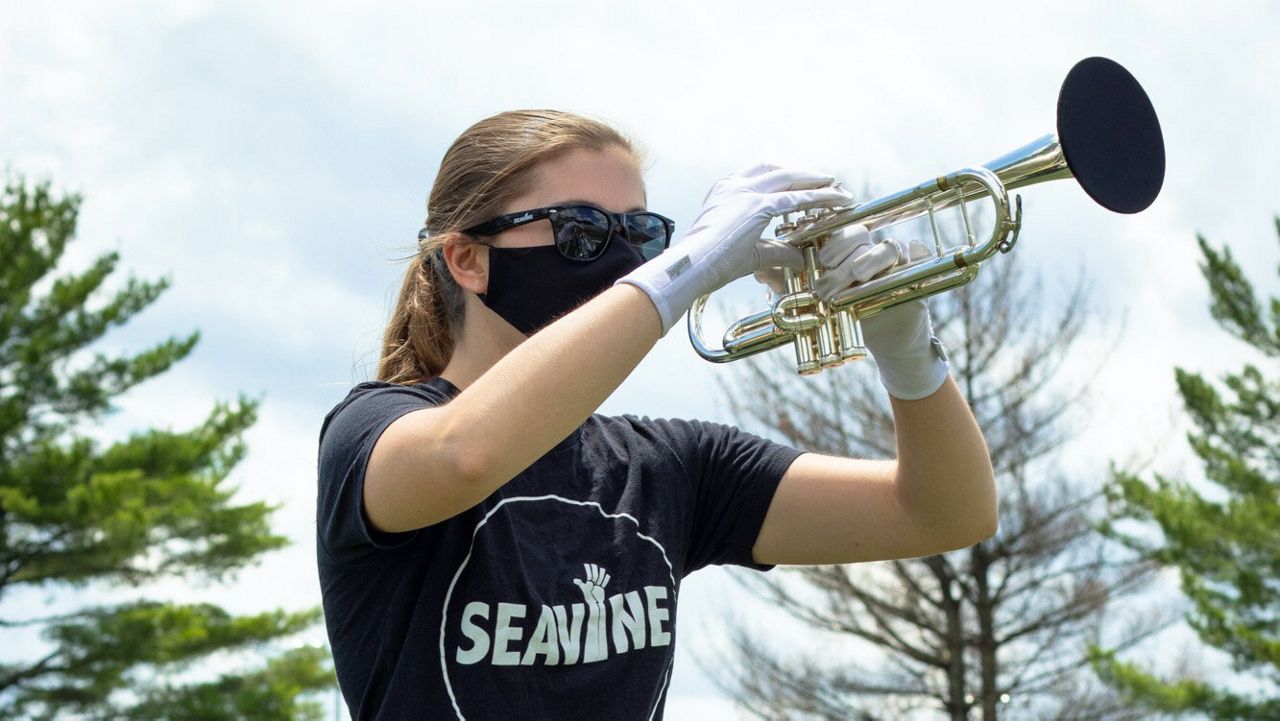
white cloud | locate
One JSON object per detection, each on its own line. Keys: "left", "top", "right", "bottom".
{"left": 2, "top": 0, "right": 1278, "bottom": 715}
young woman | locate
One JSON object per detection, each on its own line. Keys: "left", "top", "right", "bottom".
{"left": 316, "top": 110, "right": 996, "bottom": 720}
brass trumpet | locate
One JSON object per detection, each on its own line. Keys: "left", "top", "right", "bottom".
{"left": 688, "top": 56, "right": 1166, "bottom": 375}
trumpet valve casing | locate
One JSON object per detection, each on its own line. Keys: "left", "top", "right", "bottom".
{"left": 775, "top": 209, "right": 869, "bottom": 374}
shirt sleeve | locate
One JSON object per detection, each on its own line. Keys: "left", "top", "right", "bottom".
{"left": 680, "top": 419, "right": 806, "bottom": 574}
{"left": 316, "top": 385, "right": 432, "bottom": 561}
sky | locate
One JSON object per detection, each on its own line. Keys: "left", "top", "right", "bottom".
{"left": 2, "top": 0, "right": 1278, "bottom": 717}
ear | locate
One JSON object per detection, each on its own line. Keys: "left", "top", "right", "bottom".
{"left": 440, "top": 235, "right": 489, "bottom": 295}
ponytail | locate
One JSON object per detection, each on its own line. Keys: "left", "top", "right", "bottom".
{"left": 376, "top": 248, "right": 465, "bottom": 384}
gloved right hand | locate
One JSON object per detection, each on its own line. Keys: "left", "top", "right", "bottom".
{"left": 753, "top": 224, "right": 949, "bottom": 400}
{"left": 615, "top": 163, "right": 856, "bottom": 336}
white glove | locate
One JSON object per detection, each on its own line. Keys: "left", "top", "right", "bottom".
{"left": 615, "top": 163, "right": 855, "bottom": 336}
{"left": 754, "top": 223, "right": 950, "bottom": 401}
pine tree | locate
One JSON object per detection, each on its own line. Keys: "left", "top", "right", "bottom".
{"left": 0, "top": 175, "right": 333, "bottom": 719}
{"left": 1090, "top": 218, "right": 1280, "bottom": 719}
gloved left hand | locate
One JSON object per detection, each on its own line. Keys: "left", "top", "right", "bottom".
{"left": 753, "top": 224, "right": 950, "bottom": 400}
{"left": 616, "top": 163, "right": 854, "bottom": 336}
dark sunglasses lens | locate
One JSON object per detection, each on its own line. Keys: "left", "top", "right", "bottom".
{"left": 627, "top": 215, "right": 669, "bottom": 261}
{"left": 553, "top": 207, "right": 611, "bottom": 260}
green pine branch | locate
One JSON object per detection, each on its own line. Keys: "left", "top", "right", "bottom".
{"left": 2, "top": 395, "right": 286, "bottom": 590}
{"left": 1, "top": 601, "right": 327, "bottom": 719}
{"left": 0, "top": 173, "right": 334, "bottom": 718}
{"left": 123, "top": 645, "right": 334, "bottom": 721}
{"left": 1092, "top": 218, "right": 1280, "bottom": 718}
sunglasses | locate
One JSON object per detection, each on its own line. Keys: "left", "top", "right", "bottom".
{"left": 461, "top": 203, "right": 674, "bottom": 262}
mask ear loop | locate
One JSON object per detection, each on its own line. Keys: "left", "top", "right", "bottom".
{"left": 422, "top": 228, "right": 490, "bottom": 268}
{"left": 419, "top": 228, "right": 455, "bottom": 278}
{"left": 417, "top": 228, "right": 433, "bottom": 264}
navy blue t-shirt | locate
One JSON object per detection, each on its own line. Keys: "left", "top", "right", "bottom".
{"left": 315, "top": 377, "right": 804, "bottom": 720}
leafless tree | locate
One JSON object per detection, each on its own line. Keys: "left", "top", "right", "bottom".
{"left": 698, "top": 249, "right": 1182, "bottom": 720}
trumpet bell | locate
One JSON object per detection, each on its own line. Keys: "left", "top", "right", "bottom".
{"left": 1056, "top": 56, "right": 1165, "bottom": 214}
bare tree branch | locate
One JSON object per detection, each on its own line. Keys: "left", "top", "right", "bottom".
{"left": 700, "top": 251, "right": 1171, "bottom": 720}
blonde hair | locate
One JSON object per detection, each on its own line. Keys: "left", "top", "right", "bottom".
{"left": 376, "top": 110, "right": 643, "bottom": 385}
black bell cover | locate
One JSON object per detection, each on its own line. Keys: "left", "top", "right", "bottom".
{"left": 1056, "top": 57, "right": 1165, "bottom": 214}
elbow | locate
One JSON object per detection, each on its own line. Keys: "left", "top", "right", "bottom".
{"left": 437, "top": 413, "right": 493, "bottom": 492}
{"left": 948, "top": 508, "right": 997, "bottom": 551}
{"left": 973, "top": 512, "right": 998, "bottom": 544}
{"left": 934, "top": 465, "right": 999, "bottom": 551}
{"left": 982, "top": 460, "right": 998, "bottom": 536}
{"left": 445, "top": 433, "right": 491, "bottom": 491}
{"left": 958, "top": 441, "right": 997, "bottom": 541}
{"left": 948, "top": 508, "right": 998, "bottom": 553}
{"left": 969, "top": 469, "right": 999, "bottom": 545}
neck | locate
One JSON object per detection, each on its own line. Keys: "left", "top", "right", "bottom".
{"left": 439, "top": 297, "right": 527, "bottom": 392}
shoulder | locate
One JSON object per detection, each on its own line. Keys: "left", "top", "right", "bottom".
{"left": 592, "top": 413, "right": 704, "bottom": 448}
{"left": 317, "top": 378, "right": 456, "bottom": 463}
{"left": 588, "top": 414, "right": 756, "bottom": 466}
{"left": 601, "top": 414, "right": 802, "bottom": 477}
{"left": 599, "top": 414, "right": 768, "bottom": 446}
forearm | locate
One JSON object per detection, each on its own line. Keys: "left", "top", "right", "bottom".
{"left": 446, "top": 283, "right": 662, "bottom": 487}
{"left": 890, "top": 375, "right": 997, "bottom": 542}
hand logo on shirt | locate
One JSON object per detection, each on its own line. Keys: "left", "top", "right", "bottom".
{"left": 572, "top": 563, "right": 611, "bottom": 603}
{"left": 573, "top": 563, "right": 611, "bottom": 663}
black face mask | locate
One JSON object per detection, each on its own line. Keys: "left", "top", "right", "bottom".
{"left": 478, "top": 239, "right": 646, "bottom": 335}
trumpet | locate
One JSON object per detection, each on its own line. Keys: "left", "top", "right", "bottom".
{"left": 688, "top": 56, "right": 1166, "bottom": 375}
